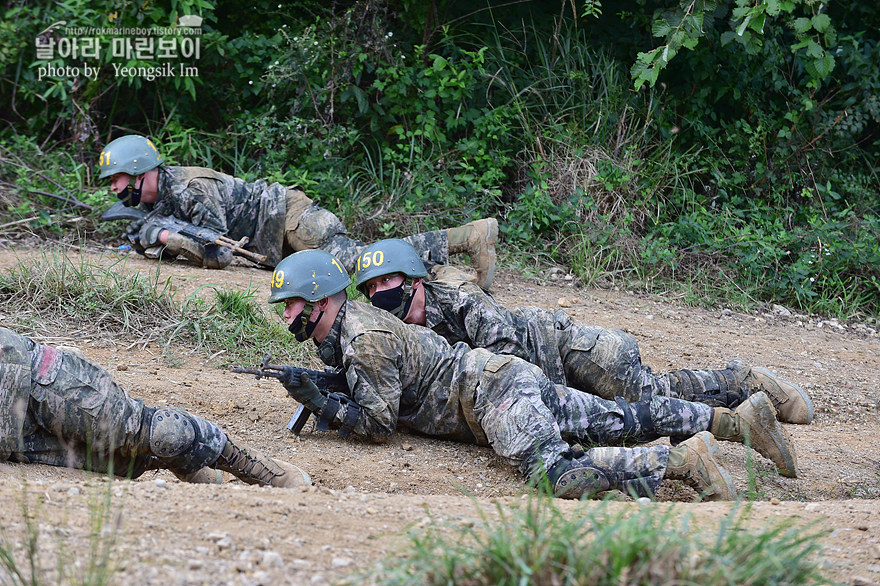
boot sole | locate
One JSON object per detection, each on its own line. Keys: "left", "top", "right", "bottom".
{"left": 691, "top": 431, "right": 737, "bottom": 501}
{"left": 751, "top": 367, "right": 814, "bottom": 424}
{"left": 743, "top": 394, "right": 799, "bottom": 478}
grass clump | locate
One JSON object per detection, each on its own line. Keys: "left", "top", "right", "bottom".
{"left": 355, "top": 497, "right": 827, "bottom": 585}
{"left": 0, "top": 248, "right": 312, "bottom": 367}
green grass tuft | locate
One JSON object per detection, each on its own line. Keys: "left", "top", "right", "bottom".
{"left": 353, "top": 496, "right": 827, "bottom": 586}
{"left": 0, "top": 248, "right": 314, "bottom": 368}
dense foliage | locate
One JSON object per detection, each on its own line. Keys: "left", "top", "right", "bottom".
{"left": 1, "top": 0, "right": 877, "bottom": 319}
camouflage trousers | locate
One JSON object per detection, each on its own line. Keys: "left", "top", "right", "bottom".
{"left": 471, "top": 356, "right": 710, "bottom": 486}
{"left": 11, "top": 342, "right": 149, "bottom": 475}
{"left": 558, "top": 325, "right": 740, "bottom": 404}
{"left": 284, "top": 204, "right": 450, "bottom": 273}
{"left": 8, "top": 341, "right": 226, "bottom": 477}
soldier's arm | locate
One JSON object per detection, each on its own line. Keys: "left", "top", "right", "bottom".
{"left": 177, "top": 178, "right": 230, "bottom": 235}
{"left": 456, "top": 283, "right": 532, "bottom": 359}
{"left": 322, "top": 333, "right": 402, "bottom": 442}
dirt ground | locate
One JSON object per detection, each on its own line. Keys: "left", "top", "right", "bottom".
{"left": 1, "top": 242, "right": 879, "bottom": 585}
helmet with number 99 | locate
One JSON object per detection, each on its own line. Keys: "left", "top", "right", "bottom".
{"left": 269, "top": 250, "right": 351, "bottom": 304}
{"left": 354, "top": 238, "right": 427, "bottom": 297}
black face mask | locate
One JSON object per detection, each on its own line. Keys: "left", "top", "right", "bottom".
{"left": 370, "top": 282, "right": 414, "bottom": 319}
{"left": 288, "top": 308, "right": 323, "bottom": 342}
{"left": 118, "top": 176, "right": 144, "bottom": 207}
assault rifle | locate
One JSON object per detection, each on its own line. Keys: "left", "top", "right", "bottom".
{"left": 230, "top": 354, "right": 360, "bottom": 437}
{"left": 101, "top": 200, "right": 270, "bottom": 267}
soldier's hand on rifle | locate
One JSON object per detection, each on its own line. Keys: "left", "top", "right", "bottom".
{"left": 283, "top": 372, "right": 327, "bottom": 413}
{"left": 203, "top": 244, "right": 234, "bottom": 269}
{"left": 138, "top": 221, "right": 167, "bottom": 247}
{"left": 125, "top": 218, "right": 145, "bottom": 239}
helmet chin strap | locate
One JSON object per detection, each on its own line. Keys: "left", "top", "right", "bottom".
{"left": 369, "top": 277, "right": 416, "bottom": 320}
{"left": 288, "top": 301, "right": 325, "bottom": 342}
{"left": 119, "top": 175, "right": 145, "bottom": 207}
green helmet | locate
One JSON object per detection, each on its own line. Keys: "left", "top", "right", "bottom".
{"left": 354, "top": 238, "right": 427, "bottom": 296}
{"left": 354, "top": 239, "right": 427, "bottom": 319}
{"left": 269, "top": 250, "right": 351, "bottom": 304}
{"left": 97, "top": 135, "right": 164, "bottom": 179}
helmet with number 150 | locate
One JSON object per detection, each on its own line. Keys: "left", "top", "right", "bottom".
{"left": 269, "top": 250, "right": 351, "bottom": 304}
{"left": 354, "top": 238, "right": 428, "bottom": 297}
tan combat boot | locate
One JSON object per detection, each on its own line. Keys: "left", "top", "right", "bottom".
{"left": 173, "top": 468, "right": 224, "bottom": 484}
{"left": 429, "top": 264, "right": 478, "bottom": 285}
{"left": 728, "top": 359, "right": 813, "bottom": 424}
{"left": 446, "top": 218, "right": 498, "bottom": 290}
{"left": 215, "top": 437, "right": 312, "bottom": 488}
{"left": 665, "top": 431, "right": 736, "bottom": 501}
{"left": 711, "top": 392, "right": 798, "bottom": 478}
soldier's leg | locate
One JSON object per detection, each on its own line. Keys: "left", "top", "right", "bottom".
{"left": 26, "top": 344, "right": 146, "bottom": 467}
{"left": 472, "top": 357, "right": 669, "bottom": 499}
{"left": 549, "top": 435, "right": 735, "bottom": 501}
{"left": 444, "top": 218, "right": 498, "bottom": 290}
{"left": 559, "top": 327, "right": 784, "bottom": 412}
{"left": 547, "top": 444, "right": 669, "bottom": 499}
{"left": 142, "top": 406, "right": 310, "bottom": 487}
{"left": 23, "top": 344, "right": 309, "bottom": 487}
{"left": 653, "top": 359, "right": 812, "bottom": 422}
{"left": 543, "top": 383, "right": 714, "bottom": 445}
{"left": 559, "top": 327, "right": 655, "bottom": 403}
{"left": 325, "top": 229, "right": 454, "bottom": 276}
{"left": 547, "top": 381, "right": 797, "bottom": 479}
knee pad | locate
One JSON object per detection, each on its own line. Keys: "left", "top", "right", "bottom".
{"left": 146, "top": 406, "right": 227, "bottom": 473}
{"left": 148, "top": 407, "right": 197, "bottom": 458}
{"left": 549, "top": 454, "right": 616, "bottom": 500}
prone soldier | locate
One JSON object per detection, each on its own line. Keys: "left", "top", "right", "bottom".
{"left": 353, "top": 238, "right": 814, "bottom": 424}
{"left": 96, "top": 135, "right": 499, "bottom": 289}
{"left": 263, "top": 250, "right": 799, "bottom": 501}
{"left": 0, "top": 327, "right": 309, "bottom": 488}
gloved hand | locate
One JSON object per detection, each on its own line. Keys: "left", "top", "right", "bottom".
{"left": 125, "top": 218, "right": 145, "bottom": 240}
{"left": 284, "top": 372, "right": 327, "bottom": 413}
{"left": 138, "top": 221, "right": 167, "bottom": 247}
{"left": 202, "top": 244, "right": 234, "bottom": 269}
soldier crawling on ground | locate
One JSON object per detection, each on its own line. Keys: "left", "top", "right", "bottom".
{"left": 0, "top": 326, "right": 309, "bottom": 488}
{"left": 352, "top": 238, "right": 814, "bottom": 424}
{"left": 259, "top": 249, "right": 798, "bottom": 502}
{"left": 96, "top": 135, "right": 499, "bottom": 289}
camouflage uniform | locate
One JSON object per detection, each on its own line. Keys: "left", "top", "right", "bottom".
{"left": 310, "top": 300, "right": 715, "bottom": 496}
{"left": 149, "top": 166, "right": 449, "bottom": 270}
{"left": 0, "top": 327, "right": 225, "bottom": 477}
{"left": 423, "top": 280, "right": 745, "bottom": 404}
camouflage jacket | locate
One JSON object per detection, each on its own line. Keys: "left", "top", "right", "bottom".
{"left": 146, "top": 166, "right": 288, "bottom": 265}
{"left": 314, "top": 299, "right": 494, "bottom": 444}
{"left": 0, "top": 328, "right": 62, "bottom": 459}
{"left": 423, "top": 280, "right": 580, "bottom": 386}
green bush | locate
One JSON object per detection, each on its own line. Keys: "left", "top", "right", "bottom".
{"left": 1, "top": 1, "right": 878, "bottom": 320}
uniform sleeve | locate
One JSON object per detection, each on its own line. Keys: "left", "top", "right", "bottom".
{"left": 175, "top": 178, "right": 229, "bottom": 234}
{"left": 338, "top": 331, "right": 403, "bottom": 442}
{"left": 456, "top": 285, "right": 532, "bottom": 360}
